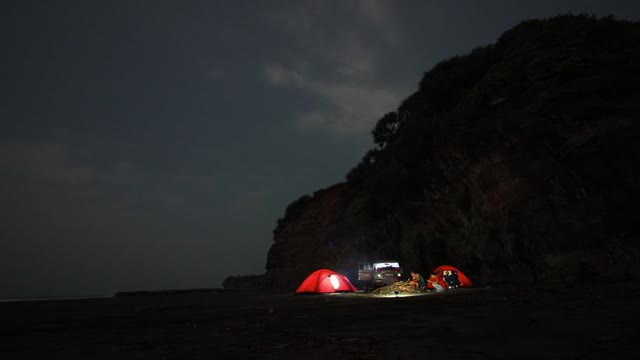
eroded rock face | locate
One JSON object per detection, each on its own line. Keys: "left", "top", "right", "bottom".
{"left": 264, "top": 15, "right": 640, "bottom": 289}
{"left": 264, "top": 184, "right": 377, "bottom": 290}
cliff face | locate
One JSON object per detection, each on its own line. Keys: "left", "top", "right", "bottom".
{"left": 265, "top": 15, "right": 640, "bottom": 290}
{"left": 265, "top": 184, "right": 374, "bottom": 289}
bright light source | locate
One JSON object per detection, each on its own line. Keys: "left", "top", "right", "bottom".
{"left": 329, "top": 275, "right": 340, "bottom": 289}
{"left": 371, "top": 292, "right": 428, "bottom": 298}
{"left": 374, "top": 262, "right": 400, "bottom": 270}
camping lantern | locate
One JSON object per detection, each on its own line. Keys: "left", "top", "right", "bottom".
{"left": 329, "top": 275, "right": 340, "bottom": 290}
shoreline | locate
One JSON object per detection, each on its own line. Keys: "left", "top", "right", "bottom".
{"left": 2, "top": 281, "right": 638, "bottom": 358}
{"left": 0, "top": 294, "right": 112, "bottom": 303}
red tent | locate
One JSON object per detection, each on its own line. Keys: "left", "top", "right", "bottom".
{"left": 295, "top": 269, "right": 357, "bottom": 294}
{"left": 426, "top": 264, "right": 473, "bottom": 289}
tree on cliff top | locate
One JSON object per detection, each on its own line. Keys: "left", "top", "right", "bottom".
{"left": 346, "top": 14, "right": 640, "bottom": 218}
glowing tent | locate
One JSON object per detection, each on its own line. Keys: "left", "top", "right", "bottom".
{"left": 426, "top": 264, "right": 473, "bottom": 290}
{"left": 295, "top": 269, "right": 357, "bottom": 294}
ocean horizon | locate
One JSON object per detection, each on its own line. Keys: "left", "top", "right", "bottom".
{"left": 0, "top": 294, "right": 112, "bottom": 303}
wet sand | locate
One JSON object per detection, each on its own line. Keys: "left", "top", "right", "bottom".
{"left": 1, "top": 282, "right": 638, "bottom": 359}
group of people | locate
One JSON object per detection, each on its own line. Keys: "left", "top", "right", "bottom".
{"left": 408, "top": 270, "right": 461, "bottom": 291}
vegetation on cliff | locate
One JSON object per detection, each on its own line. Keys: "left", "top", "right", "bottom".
{"left": 266, "top": 15, "right": 640, "bottom": 288}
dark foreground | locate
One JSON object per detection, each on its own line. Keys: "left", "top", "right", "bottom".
{"left": 1, "top": 282, "right": 639, "bottom": 359}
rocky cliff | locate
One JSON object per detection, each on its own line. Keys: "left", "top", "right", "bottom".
{"left": 264, "top": 15, "right": 640, "bottom": 290}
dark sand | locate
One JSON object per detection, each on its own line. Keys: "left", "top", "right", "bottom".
{"left": 1, "top": 282, "right": 638, "bottom": 359}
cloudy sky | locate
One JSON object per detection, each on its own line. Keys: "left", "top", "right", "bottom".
{"left": 3, "top": 0, "right": 640, "bottom": 298}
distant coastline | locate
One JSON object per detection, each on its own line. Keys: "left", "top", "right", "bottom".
{"left": 0, "top": 295, "right": 112, "bottom": 303}
{"left": 114, "top": 288, "right": 225, "bottom": 297}
{"left": 0, "top": 288, "right": 230, "bottom": 303}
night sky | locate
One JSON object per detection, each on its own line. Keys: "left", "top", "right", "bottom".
{"left": 3, "top": 1, "right": 640, "bottom": 298}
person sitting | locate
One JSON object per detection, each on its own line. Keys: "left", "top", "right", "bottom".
{"left": 409, "top": 271, "right": 426, "bottom": 290}
{"left": 428, "top": 273, "right": 445, "bottom": 292}
{"left": 443, "top": 270, "right": 461, "bottom": 289}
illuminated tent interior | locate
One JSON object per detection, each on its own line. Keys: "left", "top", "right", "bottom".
{"left": 295, "top": 269, "right": 357, "bottom": 294}
{"left": 426, "top": 264, "right": 474, "bottom": 289}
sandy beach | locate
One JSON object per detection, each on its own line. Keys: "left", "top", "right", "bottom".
{"left": 1, "top": 282, "right": 638, "bottom": 359}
